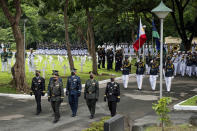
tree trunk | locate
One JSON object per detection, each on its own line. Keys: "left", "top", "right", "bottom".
{"left": 11, "top": 24, "right": 28, "bottom": 92}
{"left": 170, "top": 0, "right": 194, "bottom": 51}
{"left": 86, "top": 9, "right": 98, "bottom": 75}
{"left": 64, "top": 0, "right": 74, "bottom": 70}
{"left": 0, "top": 0, "right": 28, "bottom": 92}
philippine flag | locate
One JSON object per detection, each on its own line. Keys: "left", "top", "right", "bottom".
{"left": 133, "top": 18, "right": 147, "bottom": 51}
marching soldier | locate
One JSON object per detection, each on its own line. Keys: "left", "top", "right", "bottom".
{"left": 122, "top": 56, "right": 131, "bottom": 89}
{"left": 145, "top": 53, "right": 152, "bottom": 74}
{"left": 84, "top": 73, "right": 99, "bottom": 119}
{"left": 30, "top": 70, "right": 45, "bottom": 115}
{"left": 101, "top": 45, "right": 106, "bottom": 68}
{"left": 180, "top": 55, "right": 186, "bottom": 76}
{"left": 165, "top": 57, "right": 174, "bottom": 92}
{"left": 115, "top": 47, "right": 123, "bottom": 71}
{"left": 97, "top": 45, "right": 102, "bottom": 69}
{"left": 48, "top": 71, "right": 64, "bottom": 123}
{"left": 186, "top": 55, "right": 193, "bottom": 77}
{"left": 135, "top": 56, "right": 145, "bottom": 90}
{"left": 106, "top": 47, "right": 114, "bottom": 70}
{"left": 7, "top": 48, "right": 13, "bottom": 73}
{"left": 149, "top": 58, "right": 159, "bottom": 91}
{"left": 104, "top": 77, "right": 120, "bottom": 117}
{"left": 66, "top": 68, "right": 82, "bottom": 117}
{"left": 1, "top": 47, "right": 8, "bottom": 72}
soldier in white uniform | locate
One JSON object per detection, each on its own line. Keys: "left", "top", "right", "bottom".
{"left": 1, "top": 47, "right": 8, "bottom": 72}
{"left": 7, "top": 48, "right": 13, "bottom": 73}
{"left": 180, "top": 55, "right": 186, "bottom": 76}
{"left": 149, "top": 58, "right": 159, "bottom": 91}
{"left": 135, "top": 57, "right": 145, "bottom": 90}
{"left": 165, "top": 57, "right": 174, "bottom": 92}
{"left": 173, "top": 54, "right": 179, "bottom": 76}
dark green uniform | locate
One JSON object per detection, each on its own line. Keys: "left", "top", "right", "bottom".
{"left": 1, "top": 51, "right": 8, "bottom": 62}
{"left": 84, "top": 79, "right": 99, "bottom": 118}
{"left": 48, "top": 80, "right": 64, "bottom": 122}
{"left": 7, "top": 51, "right": 13, "bottom": 59}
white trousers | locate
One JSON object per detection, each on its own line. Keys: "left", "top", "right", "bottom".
{"left": 173, "top": 63, "right": 178, "bottom": 76}
{"left": 186, "top": 66, "right": 192, "bottom": 76}
{"left": 146, "top": 64, "right": 150, "bottom": 74}
{"left": 1, "top": 62, "right": 7, "bottom": 72}
{"left": 149, "top": 75, "right": 157, "bottom": 91}
{"left": 7, "top": 58, "right": 12, "bottom": 73}
{"left": 180, "top": 63, "right": 186, "bottom": 76}
{"left": 136, "top": 75, "right": 143, "bottom": 90}
{"left": 165, "top": 77, "right": 172, "bottom": 92}
{"left": 29, "top": 60, "right": 35, "bottom": 72}
{"left": 122, "top": 75, "right": 129, "bottom": 88}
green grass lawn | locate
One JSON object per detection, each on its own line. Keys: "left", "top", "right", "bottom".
{"left": 180, "top": 96, "right": 197, "bottom": 106}
{"left": 0, "top": 55, "right": 137, "bottom": 94}
{"left": 146, "top": 124, "right": 197, "bottom": 131}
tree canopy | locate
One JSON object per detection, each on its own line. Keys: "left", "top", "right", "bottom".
{"left": 0, "top": 0, "right": 197, "bottom": 50}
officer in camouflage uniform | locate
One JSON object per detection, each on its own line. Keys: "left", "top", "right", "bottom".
{"left": 48, "top": 70, "right": 63, "bottom": 94}
{"left": 7, "top": 48, "right": 13, "bottom": 73}
{"left": 1, "top": 47, "right": 8, "bottom": 72}
{"left": 48, "top": 72, "right": 64, "bottom": 123}
{"left": 104, "top": 77, "right": 120, "bottom": 117}
{"left": 84, "top": 73, "right": 99, "bottom": 119}
{"left": 66, "top": 68, "right": 82, "bottom": 117}
{"left": 30, "top": 70, "right": 45, "bottom": 115}
{"left": 135, "top": 56, "right": 145, "bottom": 90}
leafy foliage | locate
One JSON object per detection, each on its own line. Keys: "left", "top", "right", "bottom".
{"left": 0, "top": 0, "right": 196, "bottom": 49}
{"left": 152, "top": 97, "right": 172, "bottom": 128}
{"left": 82, "top": 116, "right": 111, "bottom": 131}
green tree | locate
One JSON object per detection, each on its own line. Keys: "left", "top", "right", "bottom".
{"left": 152, "top": 97, "right": 172, "bottom": 131}
{"left": 0, "top": 0, "right": 28, "bottom": 92}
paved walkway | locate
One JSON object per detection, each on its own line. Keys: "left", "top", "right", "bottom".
{"left": 0, "top": 76, "right": 197, "bottom": 131}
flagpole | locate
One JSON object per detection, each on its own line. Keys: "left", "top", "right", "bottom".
{"left": 139, "top": 18, "right": 141, "bottom": 57}
{"left": 152, "top": 32, "right": 154, "bottom": 56}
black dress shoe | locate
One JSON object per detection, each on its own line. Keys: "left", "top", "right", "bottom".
{"left": 53, "top": 119, "right": 59, "bottom": 123}
{"left": 90, "top": 115, "right": 94, "bottom": 119}
{"left": 71, "top": 114, "right": 76, "bottom": 117}
{"left": 35, "top": 112, "right": 40, "bottom": 115}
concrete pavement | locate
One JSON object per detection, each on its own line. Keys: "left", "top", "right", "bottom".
{"left": 0, "top": 76, "right": 197, "bottom": 131}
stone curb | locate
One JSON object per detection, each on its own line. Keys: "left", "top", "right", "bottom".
{"left": 174, "top": 95, "right": 197, "bottom": 111}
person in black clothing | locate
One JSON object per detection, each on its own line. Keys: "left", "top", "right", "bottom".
{"left": 104, "top": 77, "right": 120, "bottom": 117}
{"left": 106, "top": 47, "right": 114, "bottom": 70}
{"left": 97, "top": 45, "right": 102, "bottom": 69}
{"left": 101, "top": 46, "right": 106, "bottom": 68}
{"left": 115, "top": 48, "right": 123, "bottom": 71}
{"left": 30, "top": 70, "right": 45, "bottom": 115}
